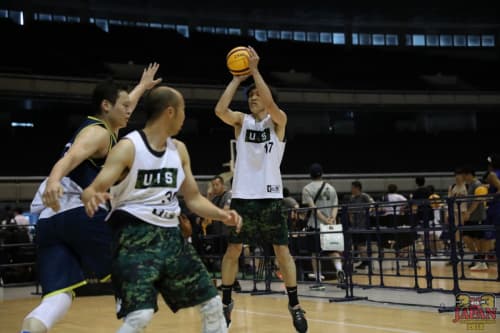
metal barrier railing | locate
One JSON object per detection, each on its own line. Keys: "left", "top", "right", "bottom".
{"left": 1, "top": 195, "right": 498, "bottom": 303}
{"left": 0, "top": 224, "right": 37, "bottom": 289}
{"left": 194, "top": 194, "right": 499, "bottom": 301}
{"left": 313, "top": 195, "right": 499, "bottom": 298}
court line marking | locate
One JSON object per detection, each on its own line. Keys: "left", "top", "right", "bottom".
{"left": 235, "top": 309, "right": 423, "bottom": 333}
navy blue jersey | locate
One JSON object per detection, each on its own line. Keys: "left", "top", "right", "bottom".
{"left": 65, "top": 116, "right": 117, "bottom": 189}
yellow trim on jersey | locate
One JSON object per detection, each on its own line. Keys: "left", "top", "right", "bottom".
{"left": 79, "top": 116, "right": 117, "bottom": 167}
{"left": 87, "top": 116, "right": 117, "bottom": 144}
{"left": 99, "top": 274, "right": 111, "bottom": 283}
{"left": 43, "top": 280, "right": 87, "bottom": 299}
{"left": 87, "top": 157, "right": 99, "bottom": 168}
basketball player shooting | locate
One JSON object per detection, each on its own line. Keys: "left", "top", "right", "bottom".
{"left": 215, "top": 46, "right": 308, "bottom": 333}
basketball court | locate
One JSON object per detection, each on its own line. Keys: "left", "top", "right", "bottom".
{"left": 2, "top": 264, "right": 499, "bottom": 333}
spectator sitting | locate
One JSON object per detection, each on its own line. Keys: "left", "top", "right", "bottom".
{"left": 383, "top": 184, "right": 407, "bottom": 215}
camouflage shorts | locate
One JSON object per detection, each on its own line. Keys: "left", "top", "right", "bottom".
{"left": 110, "top": 212, "right": 216, "bottom": 318}
{"left": 229, "top": 199, "right": 288, "bottom": 246}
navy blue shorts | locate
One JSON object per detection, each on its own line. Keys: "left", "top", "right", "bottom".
{"left": 35, "top": 206, "right": 112, "bottom": 297}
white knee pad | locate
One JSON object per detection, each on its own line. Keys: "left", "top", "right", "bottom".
{"left": 117, "top": 309, "right": 154, "bottom": 333}
{"left": 199, "top": 295, "right": 227, "bottom": 333}
{"left": 23, "top": 291, "right": 72, "bottom": 332}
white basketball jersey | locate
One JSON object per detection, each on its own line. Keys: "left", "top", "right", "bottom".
{"left": 109, "top": 131, "right": 185, "bottom": 228}
{"left": 232, "top": 114, "right": 285, "bottom": 199}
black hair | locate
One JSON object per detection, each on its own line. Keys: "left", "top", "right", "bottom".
{"left": 387, "top": 184, "right": 398, "bottom": 193}
{"left": 283, "top": 187, "right": 290, "bottom": 197}
{"left": 352, "top": 181, "right": 362, "bottom": 190}
{"left": 211, "top": 175, "right": 224, "bottom": 184}
{"left": 91, "top": 80, "right": 127, "bottom": 115}
{"left": 415, "top": 176, "right": 426, "bottom": 187}
{"left": 489, "top": 154, "right": 500, "bottom": 170}
{"left": 461, "top": 166, "right": 475, "bottom": 176}
{"left": 13, "top": 207, "right": 24, "bottom": 214}
{"left": 244, "top": 83, "right": 279, "bottom": 103}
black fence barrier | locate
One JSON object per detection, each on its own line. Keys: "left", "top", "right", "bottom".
{"left": 192, "top": 194, "right": 499, "bottom": 302}
{"left": 0, "top": 223, "right": 37, "bottom": 288}
{"left": 313, "top": 195, "right": 499, "bottom": 298}
{"left": 3, "top": 195, "right": 499, "bottom": 303}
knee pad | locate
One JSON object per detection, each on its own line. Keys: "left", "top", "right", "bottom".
{"left": 117, "top": 309, "right": 154, "bottom": 333}
{"left": 199, "top": 295, "right": 227, "bottom": 333}
{"left": 23, "top": 291, "right": 72, "bottom": 332}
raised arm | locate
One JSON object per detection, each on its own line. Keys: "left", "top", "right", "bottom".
{"left": 176, "top": 140, "right": 242, "bottom": 231}
{"left": 81, "top": 139, "right": 135, "bottom": 217}
{"left": 43, "top": 126, "right": 111, "bottom": 212}
{"left": 247, "top": 46, "right": 287, "bottom": 128}
{"left": 128, "top": 63, "right": 162, "bottom": 113}
{"left": 214, "top": 77, "right": 245, "bottom": 127}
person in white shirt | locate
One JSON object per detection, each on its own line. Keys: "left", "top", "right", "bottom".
{"left": 302, "top": 163, "right": 344, "bottom": 286}
{"left": 214, "top": 46, "right": 307, "bottom": 332}
{"left": 82, "top": 86, "right": 242, "bottom": 333}
{"left": 383, "top": 184, "right": 408, "bottom": 215}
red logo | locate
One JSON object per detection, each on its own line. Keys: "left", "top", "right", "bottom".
{"left": 453, "top": 293, "right": 496, "bottom": 330}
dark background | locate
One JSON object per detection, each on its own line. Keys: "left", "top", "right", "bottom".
{"left": 1, "top": 1, "right": 499, "bottom": 176}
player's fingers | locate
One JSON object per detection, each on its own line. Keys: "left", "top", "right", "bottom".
{"left": 236, "top": 215, "right": 243, "bottom": 233}
{"left": 90, "top": 198, "right": 99, "bottom": 216}
{"left": 85, "top": 203, "right": 94, "bottom": 218}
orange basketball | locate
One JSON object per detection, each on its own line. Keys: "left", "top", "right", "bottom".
{"left": 474, "top": 185, "right": 488, "bottom": 196}
{"left": 226, "top": 46, "right": 250, "bottom": 76}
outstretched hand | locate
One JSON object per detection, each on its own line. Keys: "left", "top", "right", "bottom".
{"left": 247, "top": 46, "right": 260, "bottom": 74}
{"left": 139, "top": 63, "right": 162, "bottom": 89}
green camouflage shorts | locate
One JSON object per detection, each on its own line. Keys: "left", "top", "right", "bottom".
{"left": 229, "top": 199, "right": 288, "bottom": 246}
{"left": 111, "top": 215, "right": 217, "bottom": 318}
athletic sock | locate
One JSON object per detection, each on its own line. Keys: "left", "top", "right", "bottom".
{"left": 221, "top": 285, "right": 233, "bottom": 305}
{"left": 286, "top": 286, "right": 299, "bottom": 307}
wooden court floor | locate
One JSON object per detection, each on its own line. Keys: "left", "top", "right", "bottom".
{"left": 349, "top": 264, "right": 500, "bottom": 293}
{"left": 1, "top": 292, "right": 499, "bottom": 333}
{"left": 1, "top": 264, "right": 499, "bottom": 332}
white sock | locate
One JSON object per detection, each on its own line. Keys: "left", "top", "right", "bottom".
{"left": 199, "top": 296, "right": 227, "bottom": 333}
{"left": 334, "top": 259, "right": 343, "bottom": 271}
{"left": 117, "top": 309, "right": 154, "bottom": 333}
{"left": 23, "top": 292, "right": 72, "bottom": 331}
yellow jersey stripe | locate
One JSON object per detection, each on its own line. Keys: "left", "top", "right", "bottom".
{"left": 43, "top": 280, "right": 87, "bottom": 299}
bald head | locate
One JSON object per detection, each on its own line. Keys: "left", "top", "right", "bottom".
{"left": 144, "top": 86, "right": 183, "bottom": 122}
